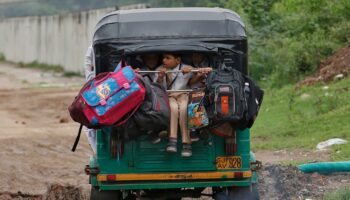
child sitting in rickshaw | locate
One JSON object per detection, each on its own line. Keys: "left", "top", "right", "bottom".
{"left": 154, "top": 53, "right": 212, "bottom": 157}
{"left": 139, "top": 53, "right": 161, "bottom": 82}
{"left": 188, "top": 53, "right": 212, "bottom": 141}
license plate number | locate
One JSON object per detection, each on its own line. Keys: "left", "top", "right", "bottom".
{"left": 216, "top": 156, "right": 242, "bottom": 169}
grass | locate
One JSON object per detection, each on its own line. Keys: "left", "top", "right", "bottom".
{"left": 0, "top": 52, "right": 5, "bottom": 61}
{"left": 323, "top": 187, "right": 350, "bottom": 200}
{"left": 1, "top": 55, "right": 82, "bottom": 77}
{"left": 63, "top": 71, "right": 82, "bottom": 77}
{"left": 18, "top": 61, "right": 64, "bottom": 73}
{"left": 251, "top": 77, "right": 350, "bottom": 161}
{"left": 17, "top": 61, "right": 82, "bottom": 77}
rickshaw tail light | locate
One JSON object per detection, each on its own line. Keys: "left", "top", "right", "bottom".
{"left": 234, "top": 172, "right": 243, "bottom": 178}
{"left": 107, "top": 174, "right": 117, "bottom": 181}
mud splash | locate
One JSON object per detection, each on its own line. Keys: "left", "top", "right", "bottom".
{"left": 0, "top": 184, "right": 86, "bottom": 200}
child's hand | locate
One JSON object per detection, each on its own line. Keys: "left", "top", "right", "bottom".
{"left": 182, "top": 66, "right": 193, "bottom": 74}
{"left": 157, "top": 68, "right": 166, "bottom": 83}
{"left": 134, "top": 68, "right": 140, "bottom": 73}
{"left": 197, "top": 67, "right": 212, "bottom": 77}
{"left": 199, "top": 67, "right": 212, "bottom": 74}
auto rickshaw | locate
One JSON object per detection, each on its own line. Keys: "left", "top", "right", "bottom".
{"left": 87, "top": 7, "right": 260, "bottom": 200}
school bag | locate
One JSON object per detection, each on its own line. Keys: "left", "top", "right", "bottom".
{"left": 205, "top": 64, "right": 264, "bottom": 130}
{"left": 119, "top": 78, "right": 170, "bottom": 140}
{"left": 68, "top": 61, "right": 145, "bottom": 129}
{"left": 133, "top": 78, "right": 170, "bottom": 133}
{"left": 241, "top": 75, "right": 264, "bottom": 128}
{"left": 205, "top": 65, "right": 247, "bottom": 124}
{"left": 188, "top": 89, "right": 209, "bottom": 130}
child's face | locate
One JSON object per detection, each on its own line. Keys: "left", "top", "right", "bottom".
{"left": 192, "top": 53, "right": 204, "bottom": 66}
{"left": 143, "top": 54, "right": 159, "bottom": 70}
{"left": 162, "top": 54, "right": 180, "bottom": 69}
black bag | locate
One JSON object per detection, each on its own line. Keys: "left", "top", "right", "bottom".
{"left": 205, "top": 65, "right": 247, "bottom": 123}
{"left": 241, "top": 75, "right": 264, "bottom": 128}
{"left": 132, "top": 77, "right": 170, "bottom": 134}
{"left": 111, "top": 77, "right": 170, "bottom": 140}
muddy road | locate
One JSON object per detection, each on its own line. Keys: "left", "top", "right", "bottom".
{"left": 0, "top": 62, "right": 90, "bottom": 195}
{"left": 0, "top": 62, "right": 349, "bottom": 200}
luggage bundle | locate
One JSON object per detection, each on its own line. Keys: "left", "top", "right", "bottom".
{"left": 69, "top": 61, "right": 263, "bottom": 145}
{"left": 123, "top": 77, "right": 170, "bottom": 139}
{"left": 69, "top": 62, "right": 170, "bottom": 150}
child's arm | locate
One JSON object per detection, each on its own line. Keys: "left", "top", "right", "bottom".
{"left": 156, "top": 67, "right": 167, "bottom": 84}
{"left": 189, "top": 67, "right": 212, "bottom": 86}
{"left": 181, "top": 66, "right": 193, "bottom": 74}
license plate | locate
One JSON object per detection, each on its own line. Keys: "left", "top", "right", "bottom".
{"left": 216, "top": 156, "right": 242, "bottom": 169}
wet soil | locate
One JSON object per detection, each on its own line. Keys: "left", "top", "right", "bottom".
{"left": 296, "top": 44, "right": 350, "bottom": 89}
{"left": 258, "top": 165, "right": 350, "bottom": 200}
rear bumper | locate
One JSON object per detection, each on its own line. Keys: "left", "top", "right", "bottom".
{"left": 95, "top": 179, "right": 253, "bottom": 190}
{"left": 97, "top": 171, "right": 252, "bottom": 181}
{"left": 91, "top": 171, "right": 253, "bottom": 190}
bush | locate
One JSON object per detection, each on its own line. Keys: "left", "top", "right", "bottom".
{"left": 222, "top": 0, "right": 350, "bottom": 87}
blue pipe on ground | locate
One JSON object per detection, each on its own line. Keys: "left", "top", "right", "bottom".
{"left": 298, "top": 161, "right": 350, "bottom": 174}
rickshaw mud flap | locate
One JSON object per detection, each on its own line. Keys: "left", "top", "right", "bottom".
{"left": 250, "top": 160, "right": 262, "bottom": 171}
{"left": 85, "top": 165, "right": 100, "bottom": 176}
{"left": 96, "top": 171, "right": 252, "bottom": 182}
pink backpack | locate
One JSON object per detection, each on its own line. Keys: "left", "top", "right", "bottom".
{"left": 69, "top": 62, "right": 145, "bottom": 129}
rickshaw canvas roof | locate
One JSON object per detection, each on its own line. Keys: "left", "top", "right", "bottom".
{"left": 93, "top": 7, "right": 246, "bottom": 42}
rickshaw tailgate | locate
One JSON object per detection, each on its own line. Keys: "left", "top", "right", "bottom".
{"left": 132, "top": 135, "right": 217, "bottom": 172}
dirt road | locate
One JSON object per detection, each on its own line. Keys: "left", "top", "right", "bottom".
{"left": 0, "top": 62, "right": 349, "bottom": 200}
{"left": 0, "top": 62, "right": 90, "bottom": 195}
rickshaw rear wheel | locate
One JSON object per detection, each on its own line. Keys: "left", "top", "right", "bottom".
{"left": 90, "top": 187, "right": 122, "bottom": 200}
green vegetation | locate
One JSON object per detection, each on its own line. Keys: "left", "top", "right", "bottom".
{"left": 63, "top": 71, "right": 82, "bottom": 77}
{"left": 220, "top": 0, "right": 350, "bottom": 86}
{"left": 324, "top": 187, "right": 350, "bottom": 200}
{"left": 18, "top": 61, "right": 64, "bottom": 73}
{"left": 2, "top": 0, "right": 349, "bottom": 87}
{"left": 251, "top": 77, "right": 350, "bottom": 161}
{"left": 2, "top": 59, "right": 81, "bottom": 77}
{"left": 0, "top": 52, "right": 5, "bottom": 61}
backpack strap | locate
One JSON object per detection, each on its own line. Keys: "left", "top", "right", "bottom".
{"left": 114, "top": 60, "right": 127, "bottom": 72}
{"left": 71, "top": 124, "right": 83, "bottom": 152}
{"left": 114, "top": 53, "right": 127, "bottom": 72}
